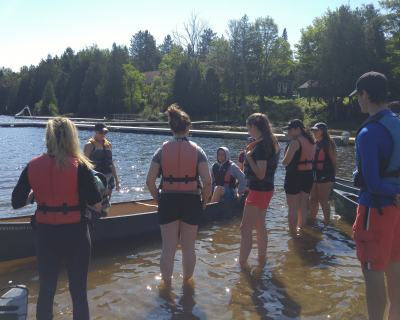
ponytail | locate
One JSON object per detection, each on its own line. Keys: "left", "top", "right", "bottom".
{"left": 246, "top": 113, "right": 278, "bottom": 156}
{"left": 300, "top": 126, "right": 315, "bottom": 145}
{"left": 165, "top": 104, "right": 191, "bottom": 133}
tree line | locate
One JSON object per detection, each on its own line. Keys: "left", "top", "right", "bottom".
{"left": 1, "top": 2, "right": 400, "bottom": 121}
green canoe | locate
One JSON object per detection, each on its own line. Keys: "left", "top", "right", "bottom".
{"left": 333, "top": 178, "right": 359, "bottom": 195}
{"left": 333, "top": 189, "right": 358, "bottom": 222}
{"left": 0, "top": 196, "right": 246, "bottom": 263}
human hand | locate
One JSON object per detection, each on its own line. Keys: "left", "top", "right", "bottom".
{"left": 246, "top": 148, "right": 255, "bottom": 157}
{"left": 394, "top": 194, "right": 400, "bottom": 208}
{"left": 237, "top": 195, "right": 242, "bottom": 202}
{"left": 116, "top": 181, "right": 120, "bottom": 191}
{"left": 202, "top": 201, "right": 207, "bottom": 210}
{"left": 26, "top": 191, "right": 34, "bottom": 206}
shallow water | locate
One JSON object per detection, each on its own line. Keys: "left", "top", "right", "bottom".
{"left": 0, "top": 116, "right": 368, "bottom": 319}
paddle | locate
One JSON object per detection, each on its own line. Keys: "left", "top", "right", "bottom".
{"left": 136, "top": 202, "right": 158, "bottom": 208}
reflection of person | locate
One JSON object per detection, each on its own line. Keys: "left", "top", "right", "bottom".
{"left": 211, "top": 147, "right": 246, "bottom": 203}
{"left": 309, "top": 123, "right": 338, "bottom": 222}
{"left": 239, "top": 113, "right": 280, "bottom": 263}
{"left": 238, "top": 137, "right": 256, "bottom": 171}
{"left": 350, "top": 72, "right": 400, "bottom": 320}
{"left": 84, "top": 123, "right": 120, "bottom": 200}
{"left": 281, "top": 119, "right": 316, "bottom": 231}
{"left": 11, "top": 118, "right": 102, "bottom": 320}
{"left": 146, "top": 104, "right": 212, "bottom": 283}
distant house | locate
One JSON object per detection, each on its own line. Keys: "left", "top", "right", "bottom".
{"left": 143, "top": 70, "right": 175, "bottom": 85}
{"left": 267, "top": 70, "right": 296, "bottom": 98}
{"left": 298, "top": 81, "right": 319, "bottom": 98}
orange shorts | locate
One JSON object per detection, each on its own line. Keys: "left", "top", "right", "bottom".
{"left": 245, "top": 189, "right": 274, "bottom": 210}
{"left": 353, "top": 205, "right": 400, "bottom": 271}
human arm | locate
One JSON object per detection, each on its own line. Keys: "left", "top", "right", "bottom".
{"left": 108, "top": 142, "right": 120, "bottom": 191}
{"left": 229, "top": 164, "right": 246, "bottom": 198}
{"left": 146, "top": 161, "right": 161, "bottom": 204}
{"left": 12, "top": 164, "right": 33, "bottom": 209}
{"left": 281, "top": 140, "right": 299, "bottom": 166}
{"left": 238, "top": 151, "right": 245, "bottom": 171}
{"left": 78, "top": 164, "right": 102, "bottom": 212}
{"left": 328, "top": 145, "right": 338, "bottom": 176}
{"left": 246, "top": 148, "right": 267, "bottom": 180}
{"left": 83, "top": 142, "right": 92, "bottom": 160}
{"left": 198, "top": 162, "right": 212, "bottom": 209}
{"left": 358, "top": 125, "right": 400, "bottom": 196}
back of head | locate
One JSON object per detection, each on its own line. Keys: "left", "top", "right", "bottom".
{"left": 246, "top": 113, "right": 278, "bottom": 155}
{"left": 165, "top": 104, "right": 191, "bottom": 134}
{"left": 45, "top": 118, "right": 93, "bottom": 169}
{"left": 388, "top": 101, "right": 400, "bottom": 114}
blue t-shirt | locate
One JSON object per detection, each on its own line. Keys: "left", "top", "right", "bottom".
{"left": 357, "top": 109, "right": 400, "bottom": 207}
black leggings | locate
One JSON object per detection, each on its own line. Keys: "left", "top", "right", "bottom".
{"left": 35, "top": 222, "right": 91, "bottom": 320}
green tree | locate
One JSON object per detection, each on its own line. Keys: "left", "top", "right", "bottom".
{"left": 129, "top": 30, "right": 160, "bottom": 72}
{"left": 159, "top": 35, "right": 174, "bottom": 55}
{"left": 123, "top": 64, "right": 145, "bottom": 113}
{"left": 41, "top": 80, "right": 58, "bottom": 115}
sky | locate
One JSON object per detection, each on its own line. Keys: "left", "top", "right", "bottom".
{"left": 1, "top": 0, "right": 383, "bottom": 72}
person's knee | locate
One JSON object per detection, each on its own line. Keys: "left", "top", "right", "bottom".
{"left": 215, "top": 186, "right": 225, "bottom": 195}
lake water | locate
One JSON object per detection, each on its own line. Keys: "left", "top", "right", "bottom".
{"left": 0, "top": 116, "right": 368, "bottom": 319}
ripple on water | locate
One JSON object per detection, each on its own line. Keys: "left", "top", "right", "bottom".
{"left": 0, "top": 116, "right": 367, "bottom": 319}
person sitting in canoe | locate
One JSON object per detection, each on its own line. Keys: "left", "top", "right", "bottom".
{"left": 146, "top": 104, "right": 212, "bottom": 284}
{"left": 84, "top": 122, "right": 120, "bottom": 200}
{"left": 350, "top": 72, "right": 400, "bottom": 320}
{"left": 211, "top": 147, "right": 246, "bottom": 203}
{"left": 309, "top": 122, "right": 338, "bottom": 223}
{"left": 86, "top": 170, "right": 111, "bottom": 219}
{"left": 11, "top": 118, "right": 102, "bottom": 320}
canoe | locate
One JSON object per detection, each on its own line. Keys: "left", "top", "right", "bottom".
{"left": 0, "top": 285, "right": 28, "bottom": 320}
{"left": 333, "top": 189, "right": 358, "bottom": 222}
{"left": 0, "top": 196, "right": 246, "bottom": 263}
{"left": 332, "top": 178, "right": 359, "bottom": 196}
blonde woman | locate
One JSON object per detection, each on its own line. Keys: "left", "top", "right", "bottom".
{"left": 12, "top": 118, "right": 102, "bottom": 320}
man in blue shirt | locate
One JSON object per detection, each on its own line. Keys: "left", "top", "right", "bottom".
{"left": 350, "top": 72, "right": 400, "bottom": 319}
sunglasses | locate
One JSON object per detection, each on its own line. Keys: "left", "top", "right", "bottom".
{"left": 98, "top": 131, "right": 108, "bottom": 135}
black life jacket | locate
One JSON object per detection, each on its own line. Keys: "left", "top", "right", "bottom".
{"left": 212, "top": 161, "right": 236, "bottom": 189}
{"left": 89, "top": 138, "right": 113, "bottom": 174}
{"left": 244, "top": 141, "right": 280, "bottom": 182}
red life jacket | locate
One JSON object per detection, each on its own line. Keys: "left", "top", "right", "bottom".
{"left": 297, "top": 136, "right": 316, "bottom": 171}
{"left": 161, "top": 139, "right": 199, "bottom": 191}
{"left": 284, "top": 136, "right": 315, "bottom": 171}
{"left": 28, "top": 155, "right": 82, "bottom": 225}
{"left": 315, "top": 140, "right": 335, "bottom": 171}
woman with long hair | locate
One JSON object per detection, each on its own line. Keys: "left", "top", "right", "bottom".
{"left": 12, "top": 118, "right": 102, "bottom": 320}
{"left": 310, "top": 123, "right": 338, "bottom": 222}
{"left": 146, "top": 104, "right": 212, "bottom": 283}
{"left": 239, "top": 113, "right": 280, "bottom": 263}
{"left": 282, "top": 119, "right": 316, "bottom": 231}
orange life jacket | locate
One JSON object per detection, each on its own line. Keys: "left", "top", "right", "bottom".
{"left": 297, "top": 136, "right": 316, "bottom": 170}
{"left": 28, "top": 155, "right": 82, "bottom": 225}
{"left": 314, "top": 140, "right": 335, "bottom": 171}
{"left": 161, "top": 139, "right": 199, "bottom": 191}
{"left": 284, "top": 136, "right": 315, "bottom": 171}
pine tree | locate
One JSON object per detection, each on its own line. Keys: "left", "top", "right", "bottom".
{"left": 282, "top": 28, "right": 288, "bottom": 41}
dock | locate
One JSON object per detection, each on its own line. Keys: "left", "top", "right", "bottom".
{"left": 1, "top": 121, "right": 355, "bottom": 144}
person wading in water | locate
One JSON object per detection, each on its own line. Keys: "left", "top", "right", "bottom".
{"left": 84, "top": 123, "right": 120, "bottom": 200}
{"left": 350, "top": 72, "right": 400, "bottom": 320}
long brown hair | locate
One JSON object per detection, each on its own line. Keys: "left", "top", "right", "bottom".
{"left": 165, "top": 104, "right": 191, "bottom": 133}
{"left": 246, "top": 113, "right": 278, "bottom": 156}
{"left": 299, "top": 126, "right": 315, "bottom": 144}
{"left": 321, "top": 130, "right": 336, "bottom": 155}
{"left": 45, "top": 118, "right": 93, "bottom": 170}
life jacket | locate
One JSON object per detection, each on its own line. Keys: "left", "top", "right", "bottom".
{"left": 244, "top": 138, "right": 281, "bottom": 182}
{"left": 212, "top": 161, "right": 237, "bottom": 189}
{"left": 354, "top": 113, "right": 400, "bottom": 215}
{"left": 314, "top": 139, "right": 335, "bottom": 171}
{"left": 88, "top": 138, "right": 113, "bottom": 174}
{"left": 284, "top": 136, "right": 315, "bottom": 171}
{"left": 93, "top": 170, "right": 111, "bottom": 213}
{"left": 160, "top": 138, "right": 200, "bottom": 191}
{"left": 27, "top": 155, "right": 82, "bottom": 225}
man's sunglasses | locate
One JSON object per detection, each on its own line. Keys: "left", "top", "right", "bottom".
{"left": 98, "top": 131, "right": 108, "bottom": 135}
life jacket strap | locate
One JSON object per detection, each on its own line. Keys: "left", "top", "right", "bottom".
{"left": 162, "top": 175, "right": 198, "bottom": 184}
{"left": 37, "top": 203, "right": 81, "bottom": 214}
{"left": 380, "top": 166, "right": 400, "bottom": 179}
{"left": 298, "top": 159, "right": 313, "bottom": 165}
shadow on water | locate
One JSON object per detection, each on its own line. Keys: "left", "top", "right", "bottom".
{"left": 145, "top": 280, "right": 208, "bottom": 320}
{"left": 228, "top": 260, "right": 301, "bottom": 319}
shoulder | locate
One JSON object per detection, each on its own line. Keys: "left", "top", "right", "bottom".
{"left": 197, "top": 146, "right": 208, "bottom": 163}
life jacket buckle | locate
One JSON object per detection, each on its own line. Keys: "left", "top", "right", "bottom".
{"left": 62, "top": 203, "right": 68, "bottom": 215}
{"left": 42, "top": 202, "right": 46, "bottom": 215}
{"left": 185, "top": 175, "right": 189, "bottom": 184}
{"left": 169, "top": 175, "right": 173, "bottom": 184}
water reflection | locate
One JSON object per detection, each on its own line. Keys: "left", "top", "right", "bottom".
{"left": 0, "top": 117, "right": 369, "bottom": 319}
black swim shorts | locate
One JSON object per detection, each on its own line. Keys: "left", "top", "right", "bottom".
{"left": 158, "top": 193, "right": 203, "bottom": 225}
{"left": 284, "top": 170, "right": 314, "bottom": 195}
{"left": 313, "top": 170, "right": 335, "bottom": 183}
